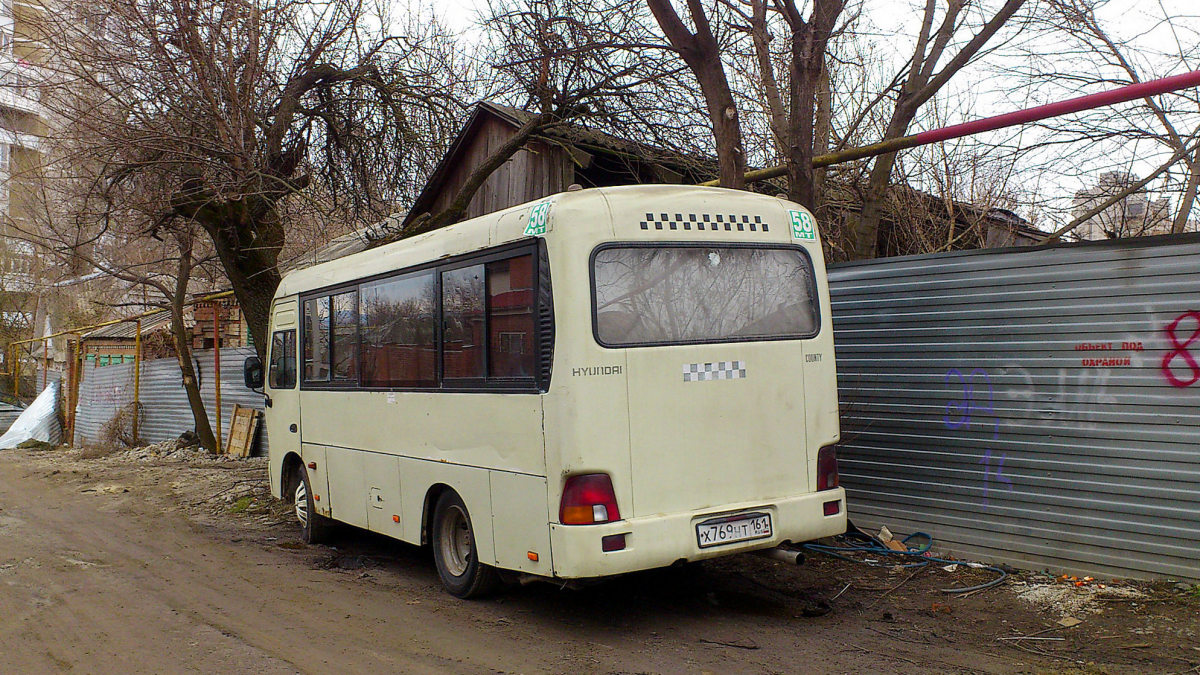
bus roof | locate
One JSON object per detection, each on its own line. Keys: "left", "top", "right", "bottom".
{"left": 276, "top": 184, "right": 809, "bottom": 299}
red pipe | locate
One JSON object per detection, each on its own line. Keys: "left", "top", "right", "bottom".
{"left": 907, "top": 69, "right": 1200, "bottom": 146}
{"left": 704, "top": 69, "right": 1200, "bottom": 185}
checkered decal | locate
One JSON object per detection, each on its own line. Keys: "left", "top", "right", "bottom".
{"left": 683, "top": 361, "right": 747, "bottom": 382}
{"left": 641, "top": 213, "right": 767, "bottom": 233}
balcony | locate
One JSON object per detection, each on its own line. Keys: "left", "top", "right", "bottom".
{"left": 0, "top": 269, "right": 33, "bottom": 292}
{"left": 0, "top": 61, "right": 39, "bottom": 116}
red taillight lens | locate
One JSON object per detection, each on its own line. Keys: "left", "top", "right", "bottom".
{"left": 559, "top": 473, "right": 621, "bottom": 525}
{"left": 817, "top": 446, "right": 839, "bottom": 491}
{"left": 601, "top": 534, "right": 626, "bottom": 552}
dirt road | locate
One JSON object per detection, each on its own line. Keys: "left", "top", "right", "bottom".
{"left": 0, "top": 448, "right": 1195, "bottom": 674}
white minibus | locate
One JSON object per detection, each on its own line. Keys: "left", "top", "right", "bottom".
{"left": 247, "top": 184, "right": 846, "bottom": 597}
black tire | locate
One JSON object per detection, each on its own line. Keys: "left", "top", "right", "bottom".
{"left": 431, "top": 490, "right": 500, "bottom": 598}
{"left": 294, "top": 465, "right": 332, "bottom": 545}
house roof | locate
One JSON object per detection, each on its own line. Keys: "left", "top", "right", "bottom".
{"left": 401, "top": 101, "right": 716, "bottom": 228}
{"left": 282, "top": 218, "right": 409, "bottom": 272}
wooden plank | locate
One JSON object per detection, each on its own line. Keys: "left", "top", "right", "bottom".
{"left": 224, "top": 404, "right": 260, "bottom": 458}
{"left": 239, "top": 410, "right": 261, "bottom": 458}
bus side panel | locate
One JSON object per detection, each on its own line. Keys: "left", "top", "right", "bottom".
{"left": 396, "top": 458, "right": 496, "bottom": 564}
{"left": 301, "top": 391, "right": 545, "bottom": 477}
{"left": 363, "top": 451, "right": 404, "bottom": 539}
{"left": 300, "top": 443, "right": 332, "bottom": 519}
{"left": 325, "top": 445, "right": 368, "bottom": 529}
{"left": 489, "top": 471, "right": 553, "bottom": 575}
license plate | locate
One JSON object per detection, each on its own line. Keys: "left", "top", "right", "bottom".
{"left": 696, "top": 512, "right": 772, "bottom": 549}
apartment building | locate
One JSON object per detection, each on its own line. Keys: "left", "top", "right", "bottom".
{"left": 0, "top": 0, "right": 46, "bottom": 374}
{"left": 1070, "top": 171, "right": 1192, "bottom": 240}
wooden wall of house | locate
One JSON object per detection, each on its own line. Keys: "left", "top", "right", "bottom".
{"left": 429, "top": 116, "right": 573, "bottom": 221}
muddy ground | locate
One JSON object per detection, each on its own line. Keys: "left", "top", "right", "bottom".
{"left": 0, "top": 444, "right": 1196, "bottom": 674}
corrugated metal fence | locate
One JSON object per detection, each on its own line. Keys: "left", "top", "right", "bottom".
{"left": 0, "top": 402, "right": 21, "bottom": 435}
{"left": 829, "top": 233, "right": 1200, "bottom": 582}
{"left": 74, "top": 346, "right": 268, "bottom": 454}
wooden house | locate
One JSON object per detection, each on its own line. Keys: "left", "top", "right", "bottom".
{"left": 402, "top": 101, "right": 1043, "bottom": 257}
{"left": 401, "top": 102, "right": 714, "bottom": 228}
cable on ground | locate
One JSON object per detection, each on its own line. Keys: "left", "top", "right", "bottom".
{"left": 799, "top": 520, "right": 1008, "bottom": 594}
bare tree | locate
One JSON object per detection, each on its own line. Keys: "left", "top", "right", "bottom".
{"left": 19, "top": 158, "right": 224, "bottom": 451}
{"left": 737, "top": 0, "right": 849, "bottom": 208}
{"left": 648, "top": 0, "right": 748, "bottom": 188}
{"left": 1019, "top": 0, "right": 1200, "bottom": 237}
{"left": 30, "top": 0, "right": 465, "bottom": 358}
{"left": 401, "top": 0, "right": 691, "bottom": 236}
{"left": 843, "top": 0, "right": 1030, "bottom": 259}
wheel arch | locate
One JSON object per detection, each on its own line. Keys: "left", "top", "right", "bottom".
{"left": 421, "top": 483, "right": 455, "bottom": 547}
{"left": 280, "top": 452, "right": 304, "bottom": 501}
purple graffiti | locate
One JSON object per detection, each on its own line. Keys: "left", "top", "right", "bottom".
{"left": 946, "top": 367, "right": 1011, "bottom": 506}
{"left": 978, "top": 449, "right": 1014, "bottom": 506}
{"left": 943, "top": 367, "right": 999, "bottom": 439}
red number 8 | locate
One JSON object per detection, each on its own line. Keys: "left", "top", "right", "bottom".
{"left": 1162, "top": 311, "right": 1200, "bottom": 388}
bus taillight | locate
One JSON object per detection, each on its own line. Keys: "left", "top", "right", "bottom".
{"left": 817, "top": 447, "right": 839, "bottom": 491}
{"left": 559, "top": 474, "right": 621, "bottom": 525}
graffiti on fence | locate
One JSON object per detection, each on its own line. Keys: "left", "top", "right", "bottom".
{"left": 1161, "top": 311, "right": 1200, "bottom": 388}
{"left": 944, "top": 367, "right": 1012, "bottom": 507}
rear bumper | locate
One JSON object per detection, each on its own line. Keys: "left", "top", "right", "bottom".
{"left": 547, "top": 488, "right": 846, "bottom": 579}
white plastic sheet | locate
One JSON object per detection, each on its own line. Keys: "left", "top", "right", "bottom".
{"left": 0, "top": 381, "right": 62, "bottom": 449}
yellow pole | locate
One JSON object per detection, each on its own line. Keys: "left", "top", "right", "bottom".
{"left": 41, "top": 338, "right": 47, "bottom": 390}
{"left": 697, "top": 135, "right": 925, "bottom": 188}
{"left": 70, "top": 338, "right": 84, "bottom": 443}
{"left": 213, "top": 307, "right": 222, "bottom": 452}
{"left": 133, "top": 318, "right": 141, "bottom": 444}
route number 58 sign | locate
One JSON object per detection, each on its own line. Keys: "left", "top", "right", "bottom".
{"left": 789, "top": 210, "right": 816, "bottom": 241}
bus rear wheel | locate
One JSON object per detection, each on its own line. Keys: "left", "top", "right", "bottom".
{"left": 294, "top": 466, "right": 332, "bottom": 545}
{"left": 432, "top": 491, "right": 499, "bottom": 598}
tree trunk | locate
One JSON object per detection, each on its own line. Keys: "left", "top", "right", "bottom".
{"left": 1173, "top": 151, "right": 1200, "bottom": 234}
{"left": 781, "top": 0, "right": 843, "bottom": 210}
{"left": 648, "top": 0, "right": 746, "bottom": 189}
{"left": 812, "top": 65, "right": 833, "bottom": 208}
{"left": 170, "top": 233, "right": 217, "bottom": 454}
{"left": 196, "top": 199, "right": 285, "bottom": 363}
{"left": 785, "top": 45, "right": 821, "bottom": 208}
{"left": 697, "top": 64, "right": 747, "bottom": 190}
{"left": 845, "top": 109, "right": 917, "bottom": 259}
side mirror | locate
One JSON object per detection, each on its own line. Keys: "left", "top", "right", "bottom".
{"left": 243, "top": 356, "right": 264, "bottom": 389}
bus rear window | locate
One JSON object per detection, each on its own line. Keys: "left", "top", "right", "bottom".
{"left": 592, "top": 245, "right": 818, "bottom": 347}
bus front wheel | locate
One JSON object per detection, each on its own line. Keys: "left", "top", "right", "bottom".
{"left": 294, "top": 466, "right": 332, "bottom": 545}
{"left": 432, "top": 490, "right": 499, "bottom": 598}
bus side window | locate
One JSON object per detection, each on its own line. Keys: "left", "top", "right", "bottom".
{"left": 269, "top": 330, "right": 297, "bottom": 389}
{"left": 486, "top": 254, "right": 535, "bottom": 378}
{"left": 442, "top": 264, "right": 486, "bottom": 379}
{"left": 303, "top": 296, "right": 330, "bottom": 382}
